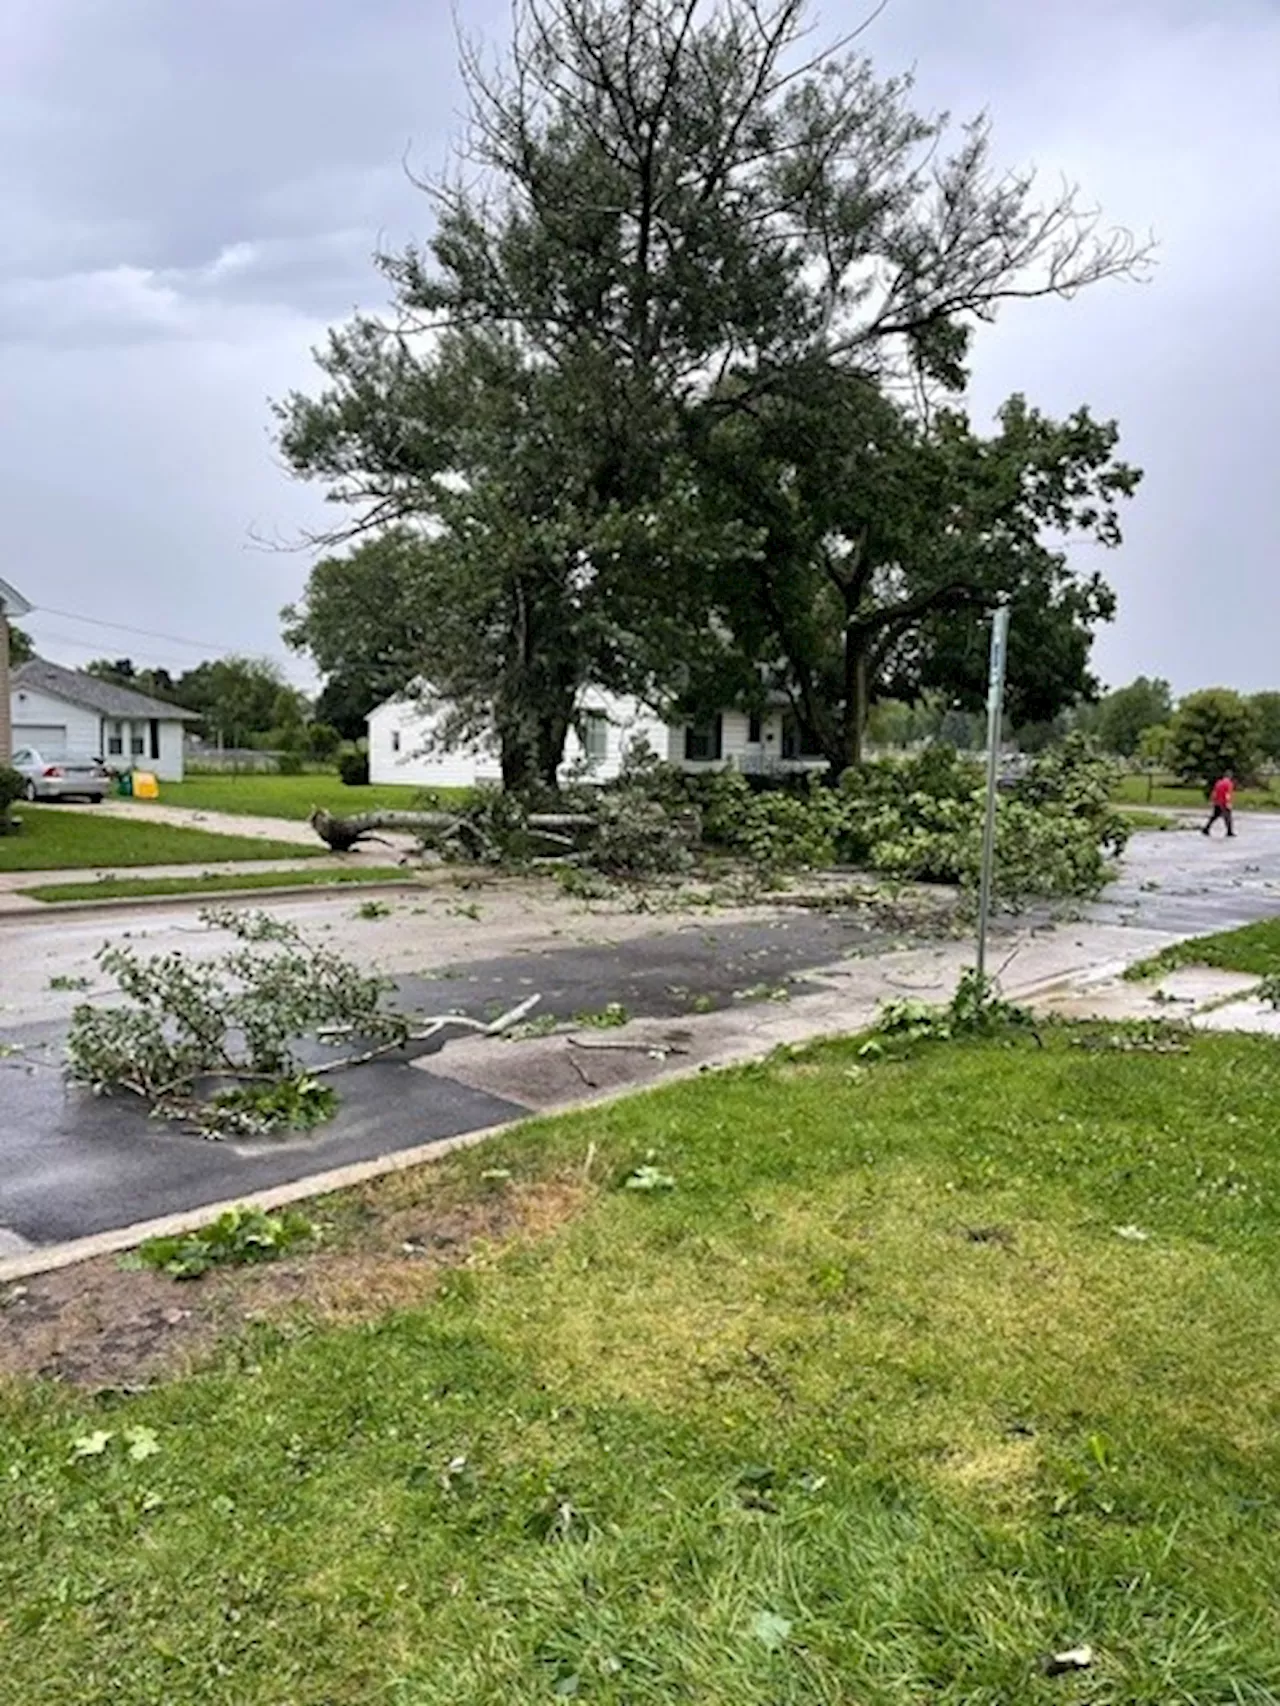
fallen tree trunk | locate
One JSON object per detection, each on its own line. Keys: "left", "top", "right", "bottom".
{"left": 309, "top": 806, "right": 598, "bottom": 856}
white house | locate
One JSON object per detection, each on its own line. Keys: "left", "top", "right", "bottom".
{"left": 367, "top": 685, "right": 828, "bottom": 787}
{"left": 9, "top": 657, "right": 200, "bottom": 782}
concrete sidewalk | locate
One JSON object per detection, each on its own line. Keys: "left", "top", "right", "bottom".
{"left": 49, "top": 798, "right": 328, "bottom": 845}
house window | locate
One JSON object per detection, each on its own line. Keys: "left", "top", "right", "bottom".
{"left": 582, "top": 712, "right": 609, "bottom": 763}
{"left": 106, "top": 721, "right": 124, "bottom": 757}
{"left": 747, "top": 714, "right": 762, "bottom": 745}
{"left": 684, "top": 716, "right": 723, "bottom": 763}
{"left": 391, "top": 729, "right": 401, "bottom": 753}
{"left": 131, "top": 732, "right": 146, "bottom": 757}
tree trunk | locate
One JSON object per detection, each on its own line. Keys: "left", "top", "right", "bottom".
{"left": 500, "top": 742, "right": 536, "bottom": 794}
{"left": 309, "top": 807, "right": 596, "bottom": 855}
{"left": 840, "top": 627, "right": 869, "bottom": 772}
{"left": 536, "top": 706, "right": 573, "bottom": 794}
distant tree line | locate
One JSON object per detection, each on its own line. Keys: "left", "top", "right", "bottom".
{"left": 78, "top": 656, "right": 341, "bottom": 761}
{"left": 1076, "top": 677, "right": 1279, "bottom": 792}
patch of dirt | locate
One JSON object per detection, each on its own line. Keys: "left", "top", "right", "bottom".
{"left": 0, "top": 1178, "right": 589, "bottom": 1390}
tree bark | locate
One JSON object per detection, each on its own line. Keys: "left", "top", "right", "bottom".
{"left": 841, "top": 629, "right": 869, "bottom": 772}
{"left": 309, "top": 807, "right": 597, "bottom": 855}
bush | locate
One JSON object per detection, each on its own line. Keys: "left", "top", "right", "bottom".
{"left": 338, "top": 752, "right": 370, "bottom": 786}
{"left": 307, "top": 721, "right": 342, "bottom": 762}
{"left": 0, "top": 764, "right": 24, "bottom": 833}
{"left": 276, "top": 751, "right": 304, "bottom": 776}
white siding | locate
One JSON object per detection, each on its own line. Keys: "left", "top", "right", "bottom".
{"left": 368, "top": 686, "right": 823, "bottom": 786}
{"left": 560, "top": 688, "right": 671, "bottom": 783}
{"left": 368, "top": 697, "right": 503, "bottom": 789}
{"left": 10, "top": 687, "right": 100, "bottom": 763}
{"left": 8, "top": 684, "right": 187, "bottom": 779}
{"left": 368, "top": 689, "right": 674, "bottom": 788}
{"left": 674, "top": 708, "right": 787, "bottom": 770}
{"left": 155, "top": 721, "right": 186, "bottom": 782}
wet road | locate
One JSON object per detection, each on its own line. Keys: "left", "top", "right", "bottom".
{"left": 0, "top": 910, "right": 898, "bottom": 1251}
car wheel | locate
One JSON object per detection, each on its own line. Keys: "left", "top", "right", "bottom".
{"left": 23, "top": 781, "right": 38, "bottom": 802}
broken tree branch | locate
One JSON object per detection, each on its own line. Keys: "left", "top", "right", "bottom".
{"left": 309, "top": 806, "right": 598, "bottom": 855}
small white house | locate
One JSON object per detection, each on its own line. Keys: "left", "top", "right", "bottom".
{"left": 367, "top": 685, "right": 828, "bottom": 787}
{"left": 9, "top": 657, "right": 200, "bottom": 782}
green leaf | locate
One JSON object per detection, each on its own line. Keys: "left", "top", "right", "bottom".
{"left": 751, "top": 1610, "right": 793, "bottom": 1651}
{"left": 124, "top": 1426, "right": 161, "bottom": 1463}
{"left": 624, "top": 1166, "right": 676, "bottom": 1192}
{"left": 69, "top": 1431, "right": 113, "bottom": 1461}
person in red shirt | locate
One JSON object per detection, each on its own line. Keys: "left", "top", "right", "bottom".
{"left": 1202, "top": 773, "right": 1235, "bottom": 837}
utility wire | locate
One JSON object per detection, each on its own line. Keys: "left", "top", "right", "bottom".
{"left": 30, "top": 604, "right": 248, "bottom": 654}
{"left": 29, "top": 603, "right": 293, "bottom": 661}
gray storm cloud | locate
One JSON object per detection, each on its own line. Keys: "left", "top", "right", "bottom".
{"left": 3, "top": 0, "right": 1276, "bottom": 691}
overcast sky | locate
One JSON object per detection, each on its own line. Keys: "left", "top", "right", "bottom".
{"left": 4, "top": 0, "right": 1277, "bottom": 695}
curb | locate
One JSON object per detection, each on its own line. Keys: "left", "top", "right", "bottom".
{"left": 0, "top": 864, "right": 506, "bottom": 922}
{"left": 0, "top": 877, "right": 433, "bottom": 923}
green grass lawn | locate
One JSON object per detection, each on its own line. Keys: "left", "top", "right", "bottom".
{"left": 19, "top": 865, "right": 413, "bottom": 903}
{"left": 1111, "top": 773, "right": 1278, "bottom": 811}
{"left": 1115, "top": 806, "right": 1181, "bottom": 832}
{"left": 1125, "top": 915, "right": 1280, "bottom": 981}
{"left": 146, "top": 772, "right": 471, "bottom": 820}
{"left": 0, "top": 807, "right": 324, "bottom": 872}
{"left": 5, "top": 1024, "right": 1280, "bottom": 1702}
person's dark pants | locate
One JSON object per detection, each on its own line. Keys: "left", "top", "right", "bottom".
{"left": 1203, "top": 804, "right": 1235, "bottom": 836}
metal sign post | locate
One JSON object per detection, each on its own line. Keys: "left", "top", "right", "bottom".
{"left": 975, "top": 602, "right": 1011, "bottom": 984}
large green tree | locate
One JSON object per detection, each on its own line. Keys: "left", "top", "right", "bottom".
{"left": 1169, "top": 688, "right": 1261, "bottom": 792}
{"left": 1091, "top": 675, "right": 1173, "bottom": 757}
{"left": 275, "top": 0, "right": 1148, "bottom": 787}
{"left": 695, "top": 376, "right": 1136, "bottom": 768}
{"left": 174, "top": 657, "right": 291, "bottom": 748}
{"left": 282, "top": 529, "right": 438, "bottom": 740}
{"left": 1248, "top": 691, "right": 1280, "bottom": 765}
{"left": 8, "top": 625, "right": 33, "bottom": 666}
{"left": 84, "top": 658, "right": 182, "bottom": 702}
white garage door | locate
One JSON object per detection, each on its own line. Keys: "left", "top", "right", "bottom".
{"left": 12, "top": 724, "right": 68, "bottom": 759}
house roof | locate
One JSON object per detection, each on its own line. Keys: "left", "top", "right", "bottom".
{"left": 11, "top": 657, "right": 200, "bottom": 721}
{"left": 0, "top": 576, "right": 32, "bottom": 619}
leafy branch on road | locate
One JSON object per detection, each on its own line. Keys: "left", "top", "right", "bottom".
{"left": 66, "top": 907, "right": 538, "bottom": 1137}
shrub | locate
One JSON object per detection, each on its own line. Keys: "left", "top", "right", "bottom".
{"left": 338, "top": 751, "right": 370, "bottom": 786}
{"left": 307, "top": 721, "right": 342, "bottom": 762}
{"left": 276, "top": 751, "right": 304, "bottom": 775}
{"left": 0, "top": 764, "right": 24, "bottom": 833}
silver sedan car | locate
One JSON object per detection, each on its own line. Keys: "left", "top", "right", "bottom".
{"left": 9, "top": 746, "right": 110, "bottom": 802}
